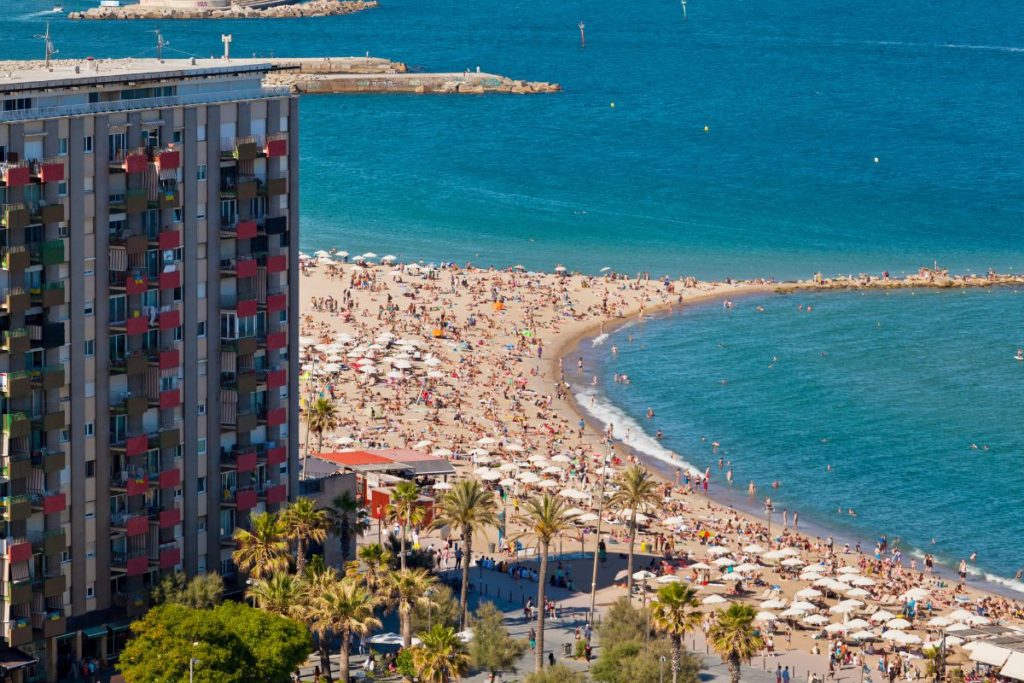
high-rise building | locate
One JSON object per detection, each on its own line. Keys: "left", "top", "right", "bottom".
{"left": 0, "top": 59, "right": 299, "bottom": 679}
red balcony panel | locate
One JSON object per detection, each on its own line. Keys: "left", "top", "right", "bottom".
{"left": 125, "top": 275, "right": 148, "bottom": 296}
{"left": 40, "top": 162, "right": 65, "bottom": 183}
{"left": 265, "top": 484, "right": 287, "bottom": 505}
{"left": 126, "top": 434, "right": 149, "bottom": 457}
{"left": 123, "top": 153, "right": 148, "bottom": 174}
{"left": 158, "top": 310, "right": 180, "bottom": 331}
{"left": 126, "top": 516, "right": 148, "bottom": 537}
{"left": 126, "top": 316, "right": 149, "bottom": 336}
{"left": 235, "top": 220, "right": 258, "bottom": 240}
{"left": 267, "top": 369, "right": 287, "bottom": 390}
{"left": 236, "top": 452, "right": 258, "bottom": 473}
{"left": 7, "top": 541, "right": 32, "bottom": 563}
{"left": 266, "top": 331, "right": 286, "bottom": 351}
{"left": 236, "top": 259, "right": 257, "bottom": 278}
{"left": 158, "top": 271, "right": 181, "bottom": 290}
{"left": 159, "top": 468, "right": 181, "bottom": 489}
{"left": 266, "top": 254, "right": 288, "bottom": 273}
{"left": 156, "top": 150, "right": 180, "bottom": 171}
{"left": 266, "top": 446, "right": 286, "bottom": 466}
{"left": 4, "top": 166, "right": 30, "bottom": 187}
{"left": 43, "top": 493, "right": 66, "bottom": 515}
{"left": 159, "top": 389, "right": 181, "bottom": 410}
{"left": 266, "top": 407, "right": 286, "bottom": 428}
{"left": 266, "top": 294, "right": 287, "bottom": 313}
{"left": 126, "top": 477, "right": 148, "bottom": 496}
{"left": 237, "top": 300, "right": 257, "bottom": 318}
{"left": 159, "top": 547, "right": 181, "bottom": 569}
{"left": 159, "top": 508, "right": 181, "bottom": 529}
{"left": 266, "top": 139, "right": 288, "bottom": 157}
{"left": 158, "top": 349, "right": 180, "bottom": 370}
{"left": 126, "top": 556, "right": 148, "bottom": 576}
{"left": 236, "top": 490, "right": 258, "bottom": 511}
{"left": 158, "top": 230, "right": 181, "bottom": 250}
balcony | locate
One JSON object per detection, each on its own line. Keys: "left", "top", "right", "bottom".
{"left": 267, "top": 368, "right": 287, "bottom": 390}
{"left": 2, "top": 451, "right": 32, "bottom": 481}
{"left": 229, "top": 137, "right": 260, "bottom": 161}
{"left": 158, "top": 309, "right": 180, "bottom": 331}
{"left": 0, "top": 371, "right": 31, "bottom": 399}
{"left": 156, "top": 508, "right": 180, "bottom": 529}
{"left": 237, "top": 177, "right": 259, "bottom": 202}
{"left": 223, "top": 335, "right": 259, "bottom": 356}
{"left": 30, "top": 529, "right": 66, "bottom": 556}
{"left": 233, "top": 220, "right": 258, "bottom": 240}
{"left": 2, "top": 165, "right": 30, "bottom": 187}
{"left": 158, "top": 388, "right": 181, "bottom": 410}
{"left": 6, "top": 617, "right": 32, "bottom": 647}
{"left": 158, "top": 546, "right": 181, "bottom": 570}
{"left": 34, "top": 572, "right": 65, "bottom": 598}
{"left": 2, "top": 413, "right": 30, "bottom": 439}
{"left": 2, "top": 204, "right": 29, "bottom": 230}
{"left": 159, "top": 270, "right": 181, "bottom": 290}
{"left": 37, "top": 322, "right": 66, "bottom": 350}
{"left": 38, "top": 202, "right": 65, "bottom": 225}
{"left": 156, "top": 149, "right": 180, "bottom": 171}
{"left": 124, "top": 314, "right": 150, "bottom": 336}
{"left": 110, "top": 466, "right": 149, "bottom": 496}
{"left": 33, "top": 610, "right": 66, "bottom": 638}
{"left": 5, "top": 579, "right": 32, "bottom": 607}
{"left": 265, "top": 216, "right": 287, "bottom": 235}
{"left": 266, "top": 446, "right": 287, "bottom": 466}
{"left": 266, "top": 254, "right": 288, "bottom": 273}
{"left": 157, "top": 349, "right": 180, "bottom": 370}
{"left": 157, "top": 468, "right": 181, "bottom": 489}
{"left": 159, "top": 427, "right": 180, "bottom": 450}
{"left": 1, "top": 329, "right": 30, "bottom": 354}
{"left": 38, "top": 281, "right": 66, "bottom": 307}
{"left": 112, "top": 232, "right": 149, "bottom": 256}
{"left": 264, "top": 484, "right": 287, "bottom": 505}
{"left": 30, "top": 491, "right": 66, "bottom": 515}
{"left": 158, "top": 188, "right": 180, "bottom": 209}
{"left": 157, "top": 229, "right": 181, "bottom": 250}
{"left": 126, "top": 188, "right": 149, "bottom": 214}
{"left": 1, "top": 246, "right": 29, "bottom": 272}
{"left": 32, "top": 448, "right": 65, "bottom": 474}
{"left": 33, "top": 409, "right": 66, "bottom": 432}
{"left": 266, "top": 293, "right": 287, "bottom": 313}
{"left": 266, "top": 331, "right": 286, "bottom": 352}
{"left": 122, "top": 433, "right": 150, "bottom": 458}
{"left": 39, "top": 238, "right": 67, "bottom": 266}
{"left": 37, "top": 160, "right": 65, "bottom": 183}
{"left": 266, "top": 407, "right": 287, "bottom": 428}
{"left": 37, "top": 364, "right": 65, "bottom": 390}
{"left": 4, "top": 538, "right": 32, "bottom": 563}
{"left": 111, "top": 393, "right": 148, "bottom": 418}
{"left": 266, "top": 177, "right": 288, "bottom": 196}
{"left": 236, "top": 258, "right": 257, "bottom": 278}
{"left": 123, "top": 150, "right": 149, "bottom": 174}
{"left": 222, "top": 448, "right": 258, "bottom": 473}
{"left": 265, "top": 136, "right": 288, "bottom": 158}
{"left": 0, "top": 495, "right": 31, "bottom": 522}
{"left": 110, "top": 351, "right": 148, "bottom": 376}
{"left": 2, "top": 288, "right": 29, "bottom": 314}
{"left": 112, "top": 513, "right": 149, "bottom": 538}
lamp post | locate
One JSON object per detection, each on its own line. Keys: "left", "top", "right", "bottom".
{"left": 189, "top": 642, "right": 200, "bottom": 683}
{"left": 588, "top": 451, "right": 612, "bottom": 626}
{"left": 660, "top": 655, "right": 667, "bottom": 683}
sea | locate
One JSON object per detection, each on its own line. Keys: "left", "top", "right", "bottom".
{"left": 4, "top": 0, "right": 1023, "bottom": 588}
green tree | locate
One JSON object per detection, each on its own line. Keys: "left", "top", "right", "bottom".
{"left": 707, "top": 604, "right": 764, "bottom": 683}
{"left": 215, "top": 601, "right": 312, "bottom": 683}
{"left": 329, "top": 490, "right": 370, "bottom": 561}
{"left": 592, "top": 640, "right": 692, "bottom": 683}
{"left": 246, "top": 571, "right": 305, "bottom": 618}
{"left": 469, "top": 601, "right": 527, "bottom": 680}
{"left": 411, "top": 583, "right": 460, "bottom": 633}
{"left": 597, "top": 597, "right": 651, "bottom": 646}
{"left": 281, "top": 496, "right": 330, "bottom": 576}
{"left": 310, "top": 577, "right": 382, "bottom": 683}
{"left": 357, "top": 543, "right": 393, "bottom": 591}
{"left": 517, "top": 493, "right": 579, "bottom": 671}
{"left": 386, "top": 480, "right": 424, "bottom": 570}
{"left": 232, "top": 511, "right": 289, "bottom": 579}
{"left": 383, "top": 567, "right": 438, "bottom": 649}
{"left": 307, "top": 397, "right": 339, "bottom": 458}
{"left": 150, "top": 572, "right": 224, "bottom": 610}
{"left": 649, "top": 583, "right": 702, "bottom": 683}
{"left": 523, "top": 664, "right": 585, "bottom": 683}
{"left": 411, "top": 625, "right": 471, "bottom": 683}
{"left": 431, "top": 479, "right": 499, "bottom": 628}
{"left": 610, "top": 465, "right": 660, "bottom": 597}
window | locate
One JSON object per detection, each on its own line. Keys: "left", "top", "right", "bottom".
{"left": 109, "top": 334, "right": 126, "bottom": 361}
{"left": 86, "top": 461, "right": 96, "bottom": 478}
{"left": 174, "top": 326, "right": 183, "bottom": 342}
{"left": 2, "top": 98, "right": 32, "bottom": 111}
{"left": 108, "top": 294, "right": 127, "bottom": 324}
{"left": 86, "top": 585, "right": 95, "bottom": 599}
{"left": 173, "top": 130, "right": 183, "bottom": 144}
{"left": 198, "top": 401, "right": 206, "bottom": 415}
{"left": 57, "top": 180, "right": 67, "bottom": 197}
{"left": 173, "top": 208, "right": 183, "bottom": 223}
{"left": 83, "top": 135, "right": 93, "bottom": 153}
{"left": 197, "top": 205, "right": 206, "bottom": 220}
{"left": 197, "top": 515, "right": 206, "bottom": 531}
{"left": 197, "top": 283, "right": 207, "bottom": 300}
{"left": 198, "top": 360, "right": 207, "bottom": 377}
{"left": 197, "top": 164, "right": 207, "bottom": 181}
{"left": 84, "top": 339, "right": 94, "bottom": 357}
{"left": 197, "top": 124, "right": 207, "bottom": 142}
{"left": 85, "top": 382, "right": 95, "bottom": 398}
{"left": 279, "top": 310, "right": 288, "bottom": 324}
{"left": 198, "top": 437, "right": 207, "bottom": 454}
{"left": 58, "top": 137, "right": 68, "bottom": 156}
{"left": 84, "top": 300, "right": 94, "bottom": 316}
{"left": 85, "top": 422, "right": 94, "bottom": 437}
{"left": 84, "top": 176, "right": 93, "bottom": 193}
{"left": 60, "top": 430, "right": 69, "bottom": 443}
{"left": 85, "top": 502, "right": 95, "bottom": 519}
{"left": 197, "top": 321, "right": 206, "bottom": 337}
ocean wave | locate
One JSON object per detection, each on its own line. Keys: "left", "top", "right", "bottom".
{"left": 574, "top": 387, "right": 702, "bottom": 476}
{"left": 591, "top": 333, "right": 609, "bottom": 347}
{"left": 983, "top": 573, "right": 1024, "bottom": 594}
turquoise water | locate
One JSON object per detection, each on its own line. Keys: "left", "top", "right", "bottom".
{"left": 572, "top": 288, "right": 1024, "bottom": 590}
{"left": 5, "top": 0, "right": 1024, "bottom": 277}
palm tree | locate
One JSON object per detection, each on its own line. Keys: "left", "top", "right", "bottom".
{"left": 431, "top": 479, "right": 499, "bottom": 628}
{"left": 385, "top": 480, "right": 423, "bottom": 570}
{"left": 650, "top": 582, "right": 703, "bottom": 683}
{"left": 707, "top": 603, "right": 764, "bottom": 683}
{"left": 517, "top": 493, "right": 579, "bottom": 671}
{"left": 328, "top": 490, "right": 370, "bottom": 562}
{"left": 610, "top": 464, "right": 660, "bottom": 598}
{"left": 307, "top": 396, "right": 339, "bottom": 457}
{"left": 246, "top": 571, "right": 305, "bottom": 618}
{"left": 301, "top": 567, "right": 342, "bottom": 681}
{"left": 357, "top": 543, "right": 393, "bottom": 591}
{"left": 232, "top": 511, "right": 289, "bottom": 579}
{"left": 280, "top": 496, "right": 330, "bottom": 575}
{"left": 310, "top": 577, "right": 382, "bottom": 683}
{"left": 411, "top": 625, "right": 471, "bottom": 683}
{"left": 383, "top": 568, "right": 438, "bottom": 649}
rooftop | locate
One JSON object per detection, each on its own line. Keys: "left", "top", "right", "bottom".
{"left": 0, "top": 58, "right": 280, "bottom": 92}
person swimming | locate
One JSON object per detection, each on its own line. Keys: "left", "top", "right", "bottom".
{"left": 655, "top": 430, "right": 664, "bottom": 440}
{"left": 646, "top": 407, "right": 655, "bottom": 419}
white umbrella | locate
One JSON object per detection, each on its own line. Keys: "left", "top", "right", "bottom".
{"left": 846, "top": 619, "right": 871, "bottom": 630}
{"left": 432, "top": 482, "right": 453, "bottom": 491}
{"left": 498, "top": 463, "right": 520, "bottom": 473}
{"left": 473, "top": 455, "right": 495, "bottom": 465}
{"left": 886, "top": 618, "right": 912, "bottom": 630}
{"left": 869, "top": 610, "right": 896, "bottom": 623}
{"left": 824, "top": 623, "right": 849, "bottom": 634}
{"left": 498, "top": 478, "right": 518, "bottom": 488}
{"left": 735, "top": 563, "right": 762, "bottom": 573}
{"left": 927, "top": 616, "right": 952, "bottom": 628}
{"left": 542, "top": 466, "right": 563, "bottom": 475}
{"left": 713, "top": 557, "right": 736, "bottom": 567}
{"left": 664, "top": 516, "right": 687, "bottom": 525}
{"left": 702, "top": 595, "right": 727, "bottom": 605}
{"left": 392, "top": 359, "right": 413, "bottom": 370}
{"left": 362, "top": 252, "right": 378, "bottom": 259}
{"left": 795, "top": 588, "right": 823, "bottom": 599}
{"left": 846, "top": 588, "right": 871, "bottom": 598}
{"left": 632, "top": 571, "right": 657, "bottom": 581}
{"left": 527, "top": 454, "right": 550, "bottom": 464}
{"left": 800, "top": 572, "right": 824, "bottom": 581}
{"left": 755, "top": 611, "right": 778, "bottom": 622}
{"left": 743, "top": 544, "right": 765, "bottom": 553}
{"left": 634, "top": 513, "right": 651, "bottom": 524}
{"left": 536, "top": 479, "right": 558, "bottom": 488}
{"left": 477, "top": 437, "right": 498, "bottom": 446}
{"left": 761, "top": 599, "right": 788, "bottom": 610}
{"left": 551, "top": 454, "right": 572, "bottom": 464}
{"left": 657, "top": 575, "right": 681, "bottom": 584}
{"left": 780, "top": 607, "right": 808, "bottom": 618}
{"left": 851, "top": 630, "right": 877, "bottom": 641}
{"left": 560, "top": 488, "right": 588, "bottom": 500}
{"left": 577, "top": 513, "right": 600, "bottom": 523}
{"left": 789, "top": 601, "right": 818, "bottom": 612}
{"left": 432, "top": 449, "right": 453, "bottom": 457}
{"left": 689, "top": 562, "right": 712, "bottom": 571}
{"left": 427, "top": 370, "right": 444, "bottom": 379}
{"left": 850, "top": 576, "right": 876, "bottom": 587}
{"left": 479, "top": 470, "right": 502, "bottom": 481}
{"left": 424, "top": 357, "right": 443, "bottom": 367}
{"left": 829, "top": 603, "right": 859, "bottom": 614}
{"left": 456, "top": 629, "right": 472, "bottom": 643}
{"left": 781, "top": 558, "right": 805, "bottom": 567}
{"left": 802, "top": 614, "right": 829, "bottom": 626}
{"left": 965, "top": 615, "right": 991, "bottom": 626}
{"left": 413, "top": 440, "right": 432, "bottom": 451}
{"left": 380, "top": 255, "right": 397, "bottom": 263}
{"left": 503, "top": 443, "right": 525, "bottom": 452}
{"left": 837, "top": 566, "right": 861, "bottom": 575}
{"left": 902, "top": 588, "right": 930, "bottom": 601}
{"left": 947, "top": 609, "right": 975, "bottom": 623}
{"left": 518, "top": 472, "right": 540, "bottom": 484}
{"left": 707, "top": 546, "right": 732, "bottom": 556}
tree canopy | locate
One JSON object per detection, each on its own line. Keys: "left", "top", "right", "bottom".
{"left": 468, "top": 601, "right": 527, "bottom": 677}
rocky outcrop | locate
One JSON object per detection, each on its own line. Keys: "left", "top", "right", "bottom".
{"left": 69, "top": 0, "right": 377, "bottom": 20}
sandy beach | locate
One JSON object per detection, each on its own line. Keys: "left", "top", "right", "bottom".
{"left": 297, "top": 255, "right": 1024, "bottom": 678}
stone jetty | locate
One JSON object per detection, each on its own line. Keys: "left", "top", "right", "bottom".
{"left": 69, "top": 0, "right": 376, "bottom": 20}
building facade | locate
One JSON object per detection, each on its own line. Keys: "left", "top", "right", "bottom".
{"left": 0, "top": 59, "right": 299, "bottom": 680}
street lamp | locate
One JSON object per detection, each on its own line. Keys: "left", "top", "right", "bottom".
{"left": 189, "top": 642, "right": 200, "bottom": 683}
{"left": 588, "top": 451, "right": 612, "bottom": 626}
{"left": 659, "top": 655, "right": 667, "bottom": 683}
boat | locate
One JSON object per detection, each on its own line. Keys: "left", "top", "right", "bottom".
{"left": 99, "top": 0, "right": 121, "bottom": 6}
{"left": 51, "top": 5, "right": 63, "bottom": 11}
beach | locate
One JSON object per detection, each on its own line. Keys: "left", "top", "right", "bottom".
{"left": 298, "top": 254, "right": 1024, "bottom": 679}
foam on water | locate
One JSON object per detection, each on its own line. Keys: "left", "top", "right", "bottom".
{"left": 591, "top": 333, "right": 609, "bottom": 347}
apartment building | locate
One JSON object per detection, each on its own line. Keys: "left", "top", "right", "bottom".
{"left": 0, "top": 59, "right": 299, "bottom": 680}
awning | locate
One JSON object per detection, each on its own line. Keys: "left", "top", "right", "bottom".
{"left": 1000, "top": 652, "right": 1024, "bottom": 681}
{"left": 0, "top": 647, "right": 36, "bottom": 671}
{"left": 402, "top": 459, "right": 456, "bottom": 477}
{"left": 969, "top": 641, "right": 1012, "bottom": 667}
{"left": 83, "top": 625, "right": 108, "bottom": 639}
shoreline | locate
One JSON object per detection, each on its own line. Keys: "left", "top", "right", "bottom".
{"left": 551, "top": 285, "right": 1024, "bottom": 600}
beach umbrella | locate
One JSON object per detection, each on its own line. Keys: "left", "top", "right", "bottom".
{"left": 657, "top": 575, "right": 681, "bottom": 584}
{"left": 881, "top": 630, "right": 910, "bottom": 643}
{"left": 781, "top": 558, "right": 805, "bottom": 567}
{"left": 362, "top": 252, "right": 378, "bottom": 259}
{"left": 633, "top": 570, "right": 657, "bottom": 581}
{"left": 945, "top": 623, "right": 970, "bottom": 633}
{"left": 392, "top": 359, "right": 413, "bottom": 370}
{"left": 432, "top": 482, "right": 452, "bottom": 491}
{"left": 795, "top": 588, "right": 823, "bottom": 599}
{"left": 527, "top": 454, "right": 550, "bottom": 463}
{"left": 777, "top": 548, "right": 800, "bottom": 557}
{"left": 412, "top": 440, "right": 432, "bottom": 451}
{"left": 707, "top": 546, "right": 732, "bottom": 556}
{"left": 473, "top": 455, "right": 495, "bottom": 465}
{"left": 824, "top": 623, "right": 849, "bottom": 634}
{"left": 634, "top": 513, "right": 651, "bottom": 524}
{"left": 477, "top": 437, "right": 498, "bottom": 446}
{"left": 577, "top": 513, "right": 600, "bottom": 523}
{"left": 846, "top": 588, "right": 871, "bottom": 598}
{"left": 780, "top": 608, "right": 808, "bottom": 618}
{"left": 927, "top": 616, "right": 953, "bottom": 628}
{"left": 504, "top": 443, "right": 525, "bottom": 453}
{"left": 518, "top": 472, "right": 540, "bottom": 484}
{"left": 886, "top": 618, "right": 912, "bottom": 630}
{"left": 498, "top": 463, "right": 520, "bottom": 473}
{"left": 427, "top": 370, "right": 444, "bottom": 379}
{"left": 380, "top": 255, "right": 397, "bottom": 263}
{"left": 689, "top": 562, "right": 712, "bottom": 571}
{"left": 789, "top": 601, "right": 818, "bottom": 612}
{"left": 536, "top": 480, "right": 559, "bottom": 488}
{"left": 755, "top": 612, "right": 778, "bottom": 623}
{"left": 851, "top": 631, "right": 878, "bottom": 641}
{"left": 554, "top": 265, "right": 567, "bottom": 273}
{"left": 498, "top": 478, "right": 518, "bottom": 488}
{"left": 432, "top": 449, "right": 453, "bottom": 457}
{"left": 542, "top": 466, "right": 563, "bottom": 475}
{"left": 734, "top": 563, "right": 761, "bottom": 573}
{"left": 761, "top": 550, "right": 786, "bottom": 561}
{"left": 564, "top": 508, "right": 587, "bottom": 517}
{"left": 663, "top": 516, "right": 687, "bottom": 526}
{"left": 761, "top": 599, "right": 788, "bottom": 610}
{"left": 560, "top": 488, "right": 588, "bottom": 500}
{"left": 336, "top": 251, "right": 350, "bottom": 258}
{"left": 468, "top": 448, "right": 491, "bottom": 457}
{"left": 386, "top": 370, "right": 404, "bottom": 380}
{"left": 947, "top": 609, "right": 975, "bottom": 623}
{"left": 965, "top": 614, "right": 991, "bottom": 626}
{"left": 802, "top": 614, "right": 829, "bottom": 626}
{"left": 743, "top": 544, "right": 765, "bottom": 553}
{"left": 869, "top": 610, "right": 896, "bottom": 623}
{"left": 800, "top": 572, "right": 824, "bottom": 582}
{"left": 479, "top": 470, "right": 502, "bottom": 482}
{"left": 829, "top": 603, "right": 859, "bottom": 614}
{"left": 702, "top": 595, "right": 727, "bottom": 606}
{"left": 902, "top": 588, "right": 930, "bottom": 601}
{"left": 551, "top": 454, "right": 572, "bottom": 464}
{"left": 850, "top": 576, "right": 876, "bottom": 587}
{"left": 600, "top": 267, "right": 611, "bottom": 272}
{"left": 314, "top": 250, "right": 331, "bottom": 258}
{"left": 424, "top": 357, "right": 443, "bottom": 367}
{"left": 713, "top": 557, "right": 736, "bottom": 567}
{"left": 845, "top": 619, "right": 871, "bottom": 630}
{"left": 837, "top": 566, "right": 860, "bottom": 574}
{"left": 473, "top": 467, "right": 494, "bottom": 477}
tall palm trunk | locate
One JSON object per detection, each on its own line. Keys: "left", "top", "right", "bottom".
{"left": 340, "top": 519, "right": 352, "bottom": 561}
{"left": 728, "top": 653, "right": 741, "bottom": 683}
{"left": 318, "top": 639, "right": 334, "bottom": 683}
{"left": 400, "top": 501, "right": 411, "bottom": 570}
{"left": 459, "top": 523, "right": 473, "bottom": 629}
{"left": 400, "top": 603, "right": 413, "bottom": 648}
{"left": 625, "top": 506, "right": 638, "bottom": 597}
{"left": 339, "top": 627, "right": 352, "bottom": 683}
{"left": 296, "top": 537, "right": 307, "bottom": 576}
{"left": 671, "top": 634, "right": 681, "bottom": 683}
{"left": 535, "top": 540, "right": 549, "bottom": 671}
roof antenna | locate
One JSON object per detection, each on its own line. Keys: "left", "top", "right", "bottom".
{"left": 34, "top": 21, "right": 58, "bottom": 71}
{"left": 151, "top": 29, "right": 168, "bottom": 62}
